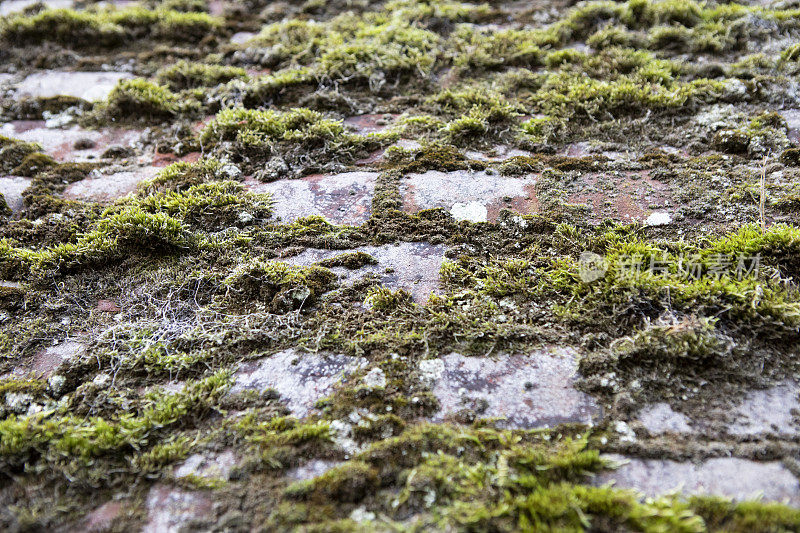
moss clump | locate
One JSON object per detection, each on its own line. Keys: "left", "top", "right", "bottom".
{"left": 449, "top": 26, "right": 545, "bottom": 70}
{"left": 317, "top": 251, "right": 377, "bottom": 269}
{"left": 201, "top": 107, "right": 386, "bottom": 173}
{"left": 134, "top": 180, "right": 273, "bottom": 228}
{"left": 223, "top": 260, "right": 336, "bottom": 313}
{"left": 364, "top": 287, "right": 413, "bottom": 311}
{"left": 139, "top": 158, "right": 224, "bottom": 194}
{"left": 11, "top": 152, "right": 57, "bottom": 177}
{"left": 780, "top": 147, "right": 800, "bottom": 166}
{"left": 0, "top": 138, "right": 43, "bottom": 174}
{"left": 242, "top": 68, "right": 317, "bottom": 107}
{"left": 97, "top": 79, "right": 199, "bottom": 121}
{"left": 155, "top": 60, "right": 248, "bottom": 91}
{"left": 531, "top": 72, "right": 725, "bottom": 119}
{"left": 286, "top": 461, "right": 379, "bottom": 503}
{"left": 519, "top": 116, "right": 565, "bottom": 144}
{"left": 235, "top": 415, "right": 334, "bottom": 470}
{"left": 247, "top": 15, "right": 439, "bottom": 89}
{"left": 0, "top": 6, "right": 221, "bottom": 48}
{"left": 690, "top": 495, "right": 800, "bottom": 532}
{"left": 0, "top": 194, "right": 10, "bottom": 218}
{"left": 4, "top": 180, "right": 270, "bottom": 276}
{"left": 381, "top": 144, "right": 486, "bottom": 173}
{"left": 0, "top": 372, "right": 229, "bottom": 482}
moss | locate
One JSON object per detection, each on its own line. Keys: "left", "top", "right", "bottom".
{"left": 690, "top": 495, "right": 800, "bottom": 532}
{"left": 448, "top": 26, "right": 544, "bottom": 70}
{"left": 0, "top": 194, "right": 10, "bottom": 218}
{"left": 0, "top": 138, "right": 43, "bottom": 174}
{"left": 532, "top": 72, "right": 725, "bottom": 119}
{"left": 200, "top": 107, "right": 386, "bottom": 173}
{"left": 587, "top": 25, "right": 641, "bottom": 49}
{"left": 287, "top": 461, "right": 379, "bottom": 503}
{"left": 246, "top": 14, "right": 439, "bottom": 89}
{"left": 236, "top": 415, "right": 334, "bottom": 470}
{"left": 0, "top": 372, "right": 229, "bottom": 478}
{"left": 223, "top": 259, "right": 336, "bottom": 313}
{"left": 7, "top": 0, "right": 800, "bottom": 525}
{"left": 0, "top": 378, "right": 46, "bottom": 397}
{"left": 134, "top": 180, "right": 273, "bottom": 228}
{"left": 381, "top": 144, "right": 486, "bottom": 173}
{"left": 317, "top": 251, "right": 377, "bottom": 269}
{"left": 0, "top": 6, "right": 221, "bottom": 48}
{"left": 97, "top": 79, "right": 199, "bottom": 122}
{"left": 139, "top": 158, "right": 224, "bottom": 194}
{"left": 155, "top": 60, "right": 248, "bottom": 91}
{"left": 11, "top": 152, "right": 57, "bottom": 177}
{"left": 780, "top": 147, "right": 800, "bottom": 166}
{"left": 243, "top": 68, "right": 317, "bottom": 107}
{"left": 364, "top": 287, "right": 413, "bottom": 311}
{"left": 519, "top": 117, "right": 565, "bottom": 144}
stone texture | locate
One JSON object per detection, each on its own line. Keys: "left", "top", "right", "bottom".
{"left": 9, "top": 340, "right": 84, "bottom": 378}
{"left": 567, "top": 171, "right": 673, "bottom": 224}
{"left": 279, "top": 242, "right": 446, "bottom": 303}
{"left": 15, "top": 71, "right": 132, "bottom": 102}
{"left": 245, "top": 171, "right": 378, "bottom": 225}
{"left": 639, "top": 381, "right": 800, "bottom": 437}
{"left": 0, "top": 176, "right": 31, "bottom": 213}
{"left": 174, "top": 450, "right": 238, "bottom": 481}
{"left": 400, "top": 169, "right": 537, "bottom": 222}
{"left": 81, "top": 500, "right": 125, "bottom": 533}
{"left": 464, "top": 144, "right": 532, "bottom": 161}
{"left": 143, "top": 485, "right": 213, "bottom": 533}
{"left": 597, "top": 455, "right": 800, "bottom": 506}
{"left": 230, "top": 349, "right": 366, "bottom": 417}
{"left": 63, "top": 166, "right": 159, "bottom": 202}
{"left": 230, "top": 31, "right": 256, "bottom": 44}
{"left": 637, "top": 403, "right": 694, "bottom": 434}
{"left": 287, "top": 459, "right": 342, "bottom": 481}
{"left": 425, "top": 349, "right": 601, "bottom": 429}
{"left": 0, "top": 121, "right": 142, "bottom": 162}
{"left": 726, "top": 380, "right": 800, "bottom": 436}
{"left": 344, "top": 114, "right": 398, "bottom": 134}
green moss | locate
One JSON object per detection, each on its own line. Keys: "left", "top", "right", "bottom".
{"left": 287, "top": 461, "right": 379, "bottom": 503}
{"left": 0, "top": 194, "right": 10, "bottom": 218}
{"left": 587, "top": 25, "right": 641, "bottom": 49}
{"left": 449, "top": 26, "right": 544, "bottom": 70}
{"left": 364, "top": 287, "right": 413, "bottom": 311}
{"left": 0, "top": 378, "right": 46, "bottom": 397}
{"left": 139, "top": 159, "right": 224, "bottom": 194}
{"left": 520, "top": 117, "right": 564, "bottom": 144}
{"left": 780, "top": 147, "right": 800, "bottom": 166}
{"left": 381, "top": 144, "right": 485, "bottom": 173}
{"left": 135, "top": 180, "right": 273, "bottom": 227}
{"left": 317, "top": 251, "right": 377, "bottom": 269}
{"left": 0, "top": 372, "right": 229, "bottom": 478}
{"left": 201, "top": 107, "right": 386, "bottom": 173}
{"left": 223, "top": 259, "right": 336, "bottom": 313}
{"left": 11, "top": 152, "right": 57, "bottom": 177}
{"left": 97, "top": 79, "right": 199, "bottom": 122}
{"left": 690, "top": 495, "right": 800, "bottom": 532}
{"left": 0, "top": 138, "right": 43, "bottom": 174}
{"left": 532, "top": 72, "right": 725, "bottom": 118}
{"left": 0, "top": 6, "right": 221, "bottom": 48}
{"left": 243, "top": 68, "right": 317, "bottom": 107}
{"left": 236, "top": 415, "right": 333, "bottom": 470}
{"left": 155, "top": 60, "right": 247, "bottom": 91}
